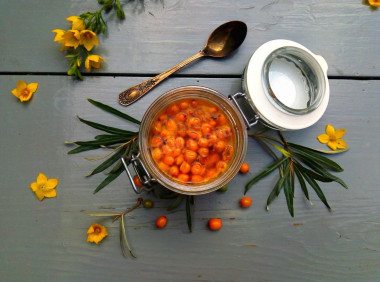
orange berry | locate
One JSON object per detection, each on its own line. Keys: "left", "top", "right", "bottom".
{"left": 156, "top": 216, "right": 167, "bottom": 228}
{"left": 240, "top": 163, "right": 250, "bottom": 174}
{"left": 175, "top": 137, "right": 185, "bottom": 148}
{"left": 158, "top": 161, "right": 170, "bottom": 172}
{"left": 184, "top": 150, "right": 197, "bottom": 163}
{"left": 158, "top": 113, "right": 167, "bottom": 121}
{"left": 216, "top": 161, "right": 228, "bottom": 172}
{"left": 198, "top": 147, "right": 209, "bottom": 157}
{"left": 176, "top": 154, "right": 184, "bottom": 166}
{"left": 201, "top": 123, "right": 212, "bottom": 135}
{"left": 191, "top": 175, "right": 204, "bottom": 183}
{"left": 178, "top": 173, "right": 190, "bottom": 183}
{"left": 208, "top": 218, "right": 222, "bottom": 231}
{"left": 175, "top": 112, "right": 187, "bottom": 122}
{"left": 239, "top": 196, "right": 252, "bottom": 208}
{"left": 186, "top": 139, "right": 199, "bottom": 151}
{"left": 209, "top": 106, "right": 218, "bottom": 114}
{"left": 222, "top": 145, "right": 234, "bottom": 161}
{"left": 169, "top": 166, "right": 179, "bottom": 177}
{"left": 166, "top": 104, "right": 180, "bottom": 115}
{"left": 205, "top": 168, "right": 217, "bottom": 179}
{"left": 180, "top": 161, "right": 191, "bottom": 174}
{"left": 151, "top": 121, "right": 162, "bottom": 134}
{"left": 191, "top": 99, "right": 198, "bottom": 108}
{"left": 177, "top": 123, "right": 187, "bottom": 137}
{"left": 160, "top": 128, "right": 171, "bottom": 138}
{"left": 165, "top": 136, "right": 176, "bottom": 147}
{"left": 152, "top": 147, "right": 163, "bottom": 161}
{"left": 133, "top": 175, "right": 143, "bottom": 187}
{"left": 216, "top": 114, "right": 227, "bottom": 125}
{"left": 172, "top": 148, "right": 181, "bottom": 157}
{"left": 187, "top": 130, "right": 200, "bottom": 140}
{"left": 206, "top": 153, "right": 220, "bottom": 167}
{"left": 162, "top": 145, "right": 174, "bottom": 156}
{"left": 188, "top": 117, "right": 201, "bottom": 129}
{"left": 151, "top": 136, "right": 163, "bottom": 148}
{"left": 209, "top": 119, "right": 217, "bottom": 127}
{"left": 166, "top": 119, "right": 177, "bottom": 131}
{"left": 163, "top": 155, "right": 175, "bottom": 166}
{"left": 198, "top": 137, "right": 209, "bottom": 148}
{"left": 214, "top": 140, "right": 226, "bottom": 153}
{"left": 179, "top": 101, "right": 189, "bottom": 110}
{"left": 208, "top": 134, "right": 218, "bottom": 145}
{"left": 191, "top": 162, "right": 204, "bottom": 175}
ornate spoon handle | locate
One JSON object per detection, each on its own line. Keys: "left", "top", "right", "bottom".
{"left": 118, "top": 51, "right": 205, "bottom": 106}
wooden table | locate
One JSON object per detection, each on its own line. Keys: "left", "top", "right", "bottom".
{"left": 1, "top": 1, "right": 379, "bottom": 280}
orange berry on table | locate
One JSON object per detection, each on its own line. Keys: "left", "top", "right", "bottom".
{"left": 133, "top": 175, "right": 143, "bottom": 187}
{"left": 180, "top": 161, "right": 191, "bottom": 174}
{"left": 156, "top": 216, "right": 167, "bottom": 228}
{"left": 240, "top": 163, "right": 250, "bottom": 173}
{"left": 163, "top": 155, "right": 175, "bottom": 166}
{"left": 208, "top": 218, "right": 222, "bottom": 231}
{"left": 169, "top": 166, "right": 179, "bottom": 177}
{"left": 239, "top": 196, "right": 252, "bottom": 208}
{"left": 178, "top": 173, "right": 190, "bottom": 182}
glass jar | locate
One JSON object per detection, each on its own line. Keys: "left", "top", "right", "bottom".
{"left": 123, "top": 86, "right": 248, "bottom": 195}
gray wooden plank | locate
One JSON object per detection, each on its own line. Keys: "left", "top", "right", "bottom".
{"left": 0, "top": 0, "right": 379, "bottom": 76}
{"left": 0, "top": 75, "right": 379, "bottom": 281}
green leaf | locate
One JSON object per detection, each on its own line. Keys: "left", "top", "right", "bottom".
{"left": 266, "top": 174, "right": 286, "bottom": 210}
{"left": 75, "top": 136, "right": 129, "bottom": 146}
{"left": 309, "top": 147, "right": 350, "bottom": 154}
{"left": 93, "top": 165, "right": 124, "bottom": 194}
{"left": 186, "top": 196, "right": 192, "bottom": 233}
{"left": 87, "top": 148, "right": 125, "bottom": 177}
{"left": 87, "top": 98, "right": 141, "bottom": 125}
{"left": 265, "top": 140, "right": 291, "bottom": 158}
{"left": 284, "top": 173, "right": 294, "bottom": 217}
{"left": 166, "top": 195, "right": 184, "bottom": 211}
{"left": 302, "top": 172, "right": 331, "bottom": 210}
{"left": 77, "top": 116, "right": 136, "bottom": 135}
{"left": 67, "top": 145, "right": 100, "bottom": 154}
{"left": 296, "top": 162, "right": 334, "bottom": 183}
{"left": 294, "top": 166, "right": 310, "bottom": 201}
{"left": 245, "top": 157, "right": 289, "bottom": 194}
{"left": 120, "top": 216, "right": 136, "bottom": 258}
{"left": 289, "top": 143, "right": 343, "bottom": 172}
{"left": 95, "top": 133, "right": 137, "bottom": 140}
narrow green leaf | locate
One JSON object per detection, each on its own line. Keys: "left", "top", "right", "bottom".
{"left": 186, "top": 196, "right": 192, "bottom": 233}
{"left": 107, "top": 159, "right": 123, "bottom": 174}
{"left": 290, "top": 144, "right": 343, "bottom": 172}
{"left": 119, "top": 219, "right": 127, "bottom": 258}
{"left": 266, "top": 140, "right": 291, "bottom": 158}
{"left": 75, "top": 136, "right": 129, "bottom": 146}
{"left": 93, "top": 165, "right": 124, "bottom": 194}
{"left": 266, "top": 175, "right": 286, "bottom": 210}
{"left": 87, "top": 98, "right": 141, "bottom": 125}
{"left": 78, "top": 116, "right": 136, "bottom": 135}
{"left": 296, "top": 162, "right": 334, "bottom": 183}
{"left": 68, "top": 145, "right": 100, "bottom": 154}
{"left": 87, "top": 148, "right": 125, "bottom": 177}
{"left": 245, "top": 157, "right": 289, "bottom": 194}
{"left": 121, "top": 216, "right": 136, "bottom": 258}
{"left": 302, "top": 172, "right": 331, "bottom": 210}
{"left": 166, "top": 195, "right": 184, "bottom": 211}
{"left": 85, "top": 213, "right": 119, "bottom": 217}
{"left": 95, "top": 133, "right": 136, "bottom": 140}
{"left": 284, "top": 174, "right": 294, "bottom": 217}
{"left": 294, "top": 166, "right": 310, "bottom": 200}
{"left": 309, "top": 147, "right": 350, "bottom": 154}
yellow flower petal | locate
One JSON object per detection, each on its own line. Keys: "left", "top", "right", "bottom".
{"left": 317, "top": 134, "right": 330, "bottom": 144}
{"left": 369, "top": 0, "right": 380, "bottom": 7}
{"left": 37, "top": 173, "right": 47, "bottom": 186}
{"left": 80, "top": 30, "right": 99, "bottom": 51}
{"left": 34, "top": 189, "right": 45, "bottom": 201}
{"left": 327, "top": 141, "right": 338, "bottom": 151}
{"left": 52, "top": 29, "right": 66, "bottom": 43}
{"left": 11, "top": 88, "right": 20, "bottom": 98}
{"left": 43, "top": 189, "right": 57, "bottom": 198}
{"left": 30, "top": 182, "right": 38, "bottom": 192}
{"left": 336, "top": 139, "right": 347, "bottom": 149}
{"left": 335, "top": 129, "right": 346, "bottom": 139}
{"left": 325, "top": 124, "right": 335, "bottom": 137}
{"left": 17, "top": 80, "right": 27, "bottom": 91}
{"left": 84, "top": 55, "right": 105, "bottom": 72}
{"left": 45, "top": 178, "right": 59, "bottom": 190}
{"left": 62, "top": 30, "right": 81, "bottom": 49}
{"left": 87, "top": 223, "right": 108, "bottom": 244}
{"left": 66, "top": 16, "right": 86, "bottom": 31}
{"left": 27, "top": 82, "right": 39, "bottom": 94}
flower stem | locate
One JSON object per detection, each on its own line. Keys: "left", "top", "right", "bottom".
{"left": 112, "top": 197, "right": 143, "bottom": 222}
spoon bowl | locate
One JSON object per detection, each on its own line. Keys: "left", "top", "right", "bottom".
{"left": 118, "top": 21, "right": 248, "bottom": 106}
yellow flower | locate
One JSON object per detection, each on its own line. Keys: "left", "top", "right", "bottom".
{"left": 368, "top": 0, "right": 380, "bottom": 7}
{"left": 87, "top": 223, "right": 108, "bottom": 244}
{"left": 51, "top": 29, "right": 69, "bottom": 51}
{"left": 66, "top": 16, "right": 86, "bottom": 31}
{"left": 85, "top": 54, "right": 106, "bottom": 72}
{"left": 11, "top": 80, "right": 39, "bottom": 102}
{"left": 29, "top": 173, "right": 58, "bottom": 201}
{"left": 80, "top": 30, "right": 99, "bottom": 51}
{"left": 62, "top": 29, "right": 81, "bottom": 49}
{"left": 317, "top": 124, "right": 347, "bottom": 150}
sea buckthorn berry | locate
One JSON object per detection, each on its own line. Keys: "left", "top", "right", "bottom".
{"left": 156, "top": 216, "right": 167, "bottom": 228}
{"left": 165, "top": 136, "right": 176, "bottom": 147}
{"left": 175, "top": 137, "right": 185, "bottom": 148}
{"left": 177, "top": 123, "right": 187, "bottom": 137}
{"left": 186, "top": 139, "right": 199, "bottom": 151}
{"left": 160, "top": 129, "right": 171, "bottom": 138}
{"left": 191, "top": 99, "right": 198, "bottom": 108}
{"left": 209, "top": 119, "right": 217, "bottom": 127}
{"left": 172, "top": 148, "right": 181, "bottom": 157}
{"left": 178, "top": 174, "right": 190, "bottom": 182}
{"left": 188, "top": 117, "right": 201, "bottom": 128}
{"left": 198, "top": 137, "right": 209, "bottom": 148}
{"left": 133, "top": 175, "right": 143, "bottom": 187}
{"left": 163, "top": 155, "right": 175, "bottom": 166}
{"left": 208, "top": 218, "right": 222, "bottom": 231}
{"left": 151, "top": 136, "right": 163, "bottom": 148}
{"left": 187, "top": 130, "right": 200, "bottom": 140}
{"left": 162, "top": 145, "right": 174, "bottom": 156}
{"left": 216, "top": 114, "right": 227, "bottom": 125}
{"left": 206, "top": 153, "right": 220, "bottom": 167}
{"left": 194, "top": 109, "right": 205, "bottom": 119}
{"left": 158, "top": 113, "right": 167, "bottom": 121}
{"left": 142, "top": 199, "right": 154, "bottom": 208}
{"left": 214, "top": 140, "right": 226, "bottom": 153}
{"left": 239, "top": 196, "right": 252, "bottom": 208}
{"left": 222, "top": 145, "right": 233, "bottom": 161}
{"left": 191, "top": 175, "right": 204, "bottom": 183}
{"left": 184, "top": 150, "right": 197, "bottom": 163}
{"left": 180, "top": 161, "right": 191, "bottom": 174}
{"left": 158, "top": 162, "right": 170, "bottom": 172}
{"left": 179, "top": 101, "right": 189, "bottom": 110}
{"left": 209, "top": 106, "right": 218, "bottom": 114}
{"left": 208, "top": 134, "right": 218, "bottom": 145}
{"left": 175, "top": 112, "right": 187, "bottom": 122}
{"left": 205, "top": 168, "right": 217, "bottom": 179}
{"left": 167, "top": 104, "right": 180, "bottom": 115}
{"left": 169, "top": 166, "right": 179, "bottom": 177}
{"left": 240, "top": 163, "right": 250, "bottom": 174}
{"left": 216, "top": 161, "right": 228, "bottom": 172}
{"left": 152, "top": 121, "right": 162, "bottom": 134}
{"left": 191, "top": 162, "right": 204, "bottom": 175}
{"left": 201, "top": 123, "right": 212, "bottom": 135}
{"left": 152, "top": 148, "right": 163, "bottom": 161}
{"left": 166, "top": 119, "right": 177, "bottom": 131}
{"left": 176, "top": 154, "right": 184, "bottom": 166}
{"left": 198, "top": 147, "right": 209, "bottom": 157}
